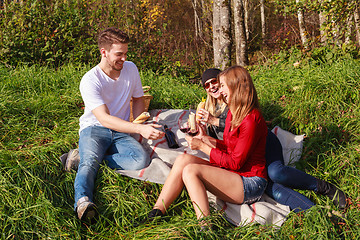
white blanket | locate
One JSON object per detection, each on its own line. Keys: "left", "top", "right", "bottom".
{"left": 116, "top": 109, "right": 305, "bottom": 228}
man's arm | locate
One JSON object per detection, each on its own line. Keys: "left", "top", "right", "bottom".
{"left": 92, "top": 104, "right": 164, "bottom": 140}
{"left": 132, "top": 96, "right": 145, "bottom": 120}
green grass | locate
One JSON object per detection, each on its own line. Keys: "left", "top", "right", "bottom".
{"left": 0, "top": 58, "right": 359, "bottom": 239}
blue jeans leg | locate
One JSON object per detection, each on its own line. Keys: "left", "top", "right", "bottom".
{"left": 266, "top": 181, "right": 315, "bottom": 213}
{"left": 266, "top": 131, "right": 318, "bottom": 191}
{"left": 74, "top": 126, "right": 112, "bottom": 209}
{"left": 104, "top": 131, "right": 150, "bottom": 170}
{"left": 267, "top": 161, "right": 318, "bottom": 190}
{"left": 265, "top": 130, "right": 317, "bottom": 212}
{"left": 73, "top": 126, "right": 150, "bottom": 210}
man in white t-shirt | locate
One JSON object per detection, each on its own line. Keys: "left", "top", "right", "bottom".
{"left": 73, "top": 27, "right": 165, "bottom": 222}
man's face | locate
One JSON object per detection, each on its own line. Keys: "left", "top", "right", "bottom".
{"left": 102, "top": 43, "right": 128, "bottom": 71}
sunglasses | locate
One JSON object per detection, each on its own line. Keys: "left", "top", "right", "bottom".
{"left": 204, "top": 79, "right": 218, "bottom": 89}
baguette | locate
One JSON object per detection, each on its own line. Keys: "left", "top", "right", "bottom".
{"left": 196, "top": 101, "right": 205, "bottom": 122}
{"left": 189, "top": 112, "right": 196, "bottom": 132}
{"left": 133, "top": 112, "right": 150, "bottom": 124}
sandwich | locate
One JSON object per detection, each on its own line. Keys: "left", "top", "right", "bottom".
{"left": 189, "top": 112, "right": 197, "bottom": 132}
{"left": 133, "top": 112, "right": 150, "bottom": 124}
{"left": 196, "top": 100, "right": 205, "bottom": 122}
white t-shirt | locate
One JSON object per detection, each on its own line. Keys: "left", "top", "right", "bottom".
{"left": 79, "top": 61, "right": 144, "bottom": 133}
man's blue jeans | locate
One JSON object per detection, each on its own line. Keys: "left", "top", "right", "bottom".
{"left": 265, "top": 131, "right": 317, "bottom": 212}
{"left": 74, "top": 126, "right": 150, "bottom": 209}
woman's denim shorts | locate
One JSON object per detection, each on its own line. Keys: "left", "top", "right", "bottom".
{"left": 241, "top": 176, "right": 267, "bottom": 204}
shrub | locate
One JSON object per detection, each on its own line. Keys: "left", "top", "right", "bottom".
{"left": 0, "top": 1, "right": 99, "bottom": 67}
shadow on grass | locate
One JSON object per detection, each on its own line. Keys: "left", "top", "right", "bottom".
{"left": 261, "top": 100, "right": 353, "bottom": 177}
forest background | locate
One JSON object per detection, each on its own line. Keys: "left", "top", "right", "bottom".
{"left": 0, "top": 0, "right": 360, "bottom": 239}
{"left": 1, "top": 0, "right": 360, "bottom": 73}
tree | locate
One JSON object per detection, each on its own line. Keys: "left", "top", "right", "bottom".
{"left": 243, "top": 0, "right": 250, "bottom": 40}
{"left": 296, "top": 0, "right": 308, "bottom": 49}
{"left": 191, "top": 0, "right": 203, "bottom": 38}
{"left": 213, "top": 0, "right": 231, "bottom": 69}
{"left": 318, "top": 0, "right": 327, "bottom": 44}
{"left": 260, "top": 0, "right": 266, "bottom": 45}
{"left": 233, "top": 0, "right": 248, "bottom": 66}
{"left": 355, "top": 2, "right": 360, "bottom": 46}
{"left": 345, "top": 14, "right": 354, "bottom": 45}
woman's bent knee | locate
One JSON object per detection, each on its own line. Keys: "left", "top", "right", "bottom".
{"left": 174, "top": 154, "right": 194, "bottom": 168}
{"left": 267, "top": 162, "right": 287, "bottom": 183}
{"left": 182, "top": 164, "right": 201, "bottom": 183}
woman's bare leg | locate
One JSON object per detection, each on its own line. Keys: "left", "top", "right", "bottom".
{"left": 153, "top": 154, "right": 211, "bottom": 213}
{"left": 182, "top": 163, "right": 244, "bottom": 219}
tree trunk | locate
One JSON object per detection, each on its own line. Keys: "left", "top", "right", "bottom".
{"left": 233, "top": 0, "right": 248, "bottom": 66}
{"left": 344, "top": 14, "right": 354, "bottom": 45}
{"left": 296, "top": 0, "right": 308, "bottom": 49}
{"left": 260, "top": 0, "right": 266, "bottom": 45}
{"left": 244, "top": 0, "right": 250, "bottom": 41}
{"left": 213, "top": 0, "right": 231, "bottom": 69}
{"left": 332, "top": 20, "right": 342, "bottom": 46}
{"left": 319, "top": 8, "right": 327, "bottom": 44}
{"left": 355, "top": 3, "right": 360, "bottom": 46}
{"left": 192, "top": 0, "right": 203, "bottom": 38}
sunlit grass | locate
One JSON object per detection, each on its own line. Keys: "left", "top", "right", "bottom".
{"left": 0, "top": 58, "right": 359, "bottom": 239}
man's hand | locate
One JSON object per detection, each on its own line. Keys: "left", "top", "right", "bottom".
{"left": 92, "top": 104, "right": 164, "bottom": 139}
{"left": 139, "top": 124, "right": 165, "bottom": 140}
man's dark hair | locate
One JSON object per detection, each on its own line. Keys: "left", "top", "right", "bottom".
{"left": 98, "top": 27, "right": 129, "bottom": 50}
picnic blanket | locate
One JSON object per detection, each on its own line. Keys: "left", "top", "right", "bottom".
{"left": 115, "top": 109, "right": 305, "bottom": 228}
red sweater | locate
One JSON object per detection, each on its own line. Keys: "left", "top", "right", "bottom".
{"left": 209, "top": 109, "right": 268, "bottom": 179}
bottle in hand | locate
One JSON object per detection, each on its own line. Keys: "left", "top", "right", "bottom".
{"left": 164, "top": 125, "right": 179, "bottom": 149}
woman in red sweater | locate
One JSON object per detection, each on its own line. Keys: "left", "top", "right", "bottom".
{"left": 146, "top": 65, "right": 268, "bottom": 224}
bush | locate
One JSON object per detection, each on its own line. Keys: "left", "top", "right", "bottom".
{"left": 0, "top": 0, "right": 210, "bottom": 75}
{"left": 0, "top": 1, "right": 99, "bottom": 67}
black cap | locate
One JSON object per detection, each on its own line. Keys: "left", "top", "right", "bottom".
{"left": 201, "top": 68, "right": 221, "bottom": 88}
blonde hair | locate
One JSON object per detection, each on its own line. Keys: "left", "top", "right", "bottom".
{"left": 219, "top": 65, "right": 259, "bottom": 129}
{"left": 204, "top": 86, "right": 227, "bottom": 118}
{"left": 204, "top": 76, "right": 227, "bottom": 117}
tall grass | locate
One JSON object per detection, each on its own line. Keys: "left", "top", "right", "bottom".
{"left": 0, "top": 58, "right": 359, "bottom": 239}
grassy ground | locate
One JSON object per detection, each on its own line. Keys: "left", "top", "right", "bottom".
{"left": 0, "top": 58, "right": 359, "bottom": 239}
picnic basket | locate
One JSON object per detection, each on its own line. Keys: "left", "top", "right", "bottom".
{"left": 129, "top": 86, "right": 153, "bottom": 122}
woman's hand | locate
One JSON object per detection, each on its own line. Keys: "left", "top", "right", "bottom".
{"left": 197, "top": 109, "right": 219, "bottom": 127}
{"left": 195, "top": 123, "right": 207, "bottom": 138}
{"left": 185, "top": 135, "right": 213, "bottom": 156}
{"left": 185, "top": 135, "right": 202, "bottom": 150}
{"left": 197, "top": 109, "right": 211, "bottom": 123}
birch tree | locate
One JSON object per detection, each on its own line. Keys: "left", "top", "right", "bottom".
{"left": 296, "top": 0, "right": 308, "bottom": 49}
{"left": 345, "top": 14, "right": 354, "bottom": 45}
{"left": 213, "top": 0, "right": 231, "bottom": 69}
{"left": 233, "top": 0, "right": 248, "bottom": 66}
{"left": 318, "top": 0, "right": 327, "bottom": 44}
{"left": 260, "top": 0, "right": 266, "bottom": 44}
{"left": 355, "top": 2, "right": 360, "bottom": 46}
{"left": 191, "top": 0, "right": 203, "bottom": 38}
{"left": 243, "top": 0, "right": 250, "bottom": 40}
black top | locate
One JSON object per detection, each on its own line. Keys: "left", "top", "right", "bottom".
{"left": 207, "top": 106, "right": 228, "bottom": 140}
